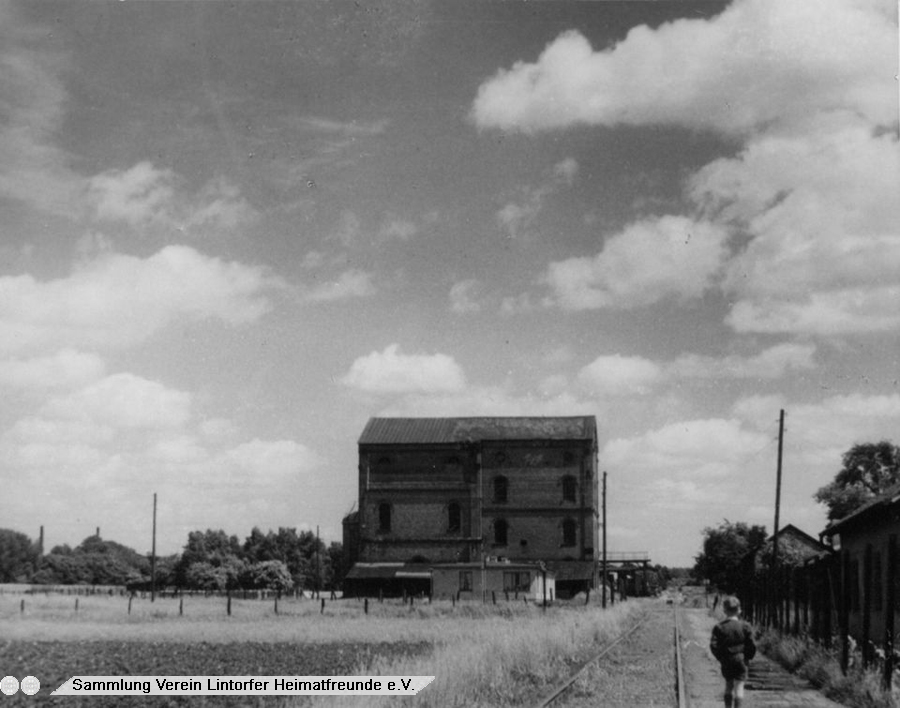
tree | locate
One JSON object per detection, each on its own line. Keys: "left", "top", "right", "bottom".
{"left": 0, "top": 529, "right": 39, "bottom": 582}
{"left": 694, "top": 520, "right": 766, "bottom": 593}
{"left": 33, "top": 535, "right": 151, "bottom": 585}
{"left": 174, "top": 529, "right": 243, "bottom": 587}
{"left": 814, "top": 441, "right": 900, "bottom": 521}
{"left": 242, "top": 561, "right": 294, "bottom": 593}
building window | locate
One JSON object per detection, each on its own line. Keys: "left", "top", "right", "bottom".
{"left": 448, "top": 502, "right": 461, "bottom": 533}
{"left": 493, "top": 475, "right": 508, "bottom": 503}
{"left": 503, "top": 571, "right": 531, "bottom": 593}
{"left": 562, "top": 518, "right": 577, "bottom": 547}
{"left": 562, "top": 475, "right": 577, "bottom": 502}
{"left": 459, "top": 570, "right": 473, "bottom": 592}
{"left": 494, "top": 518, "right": 508, "bottom": 546}
{"left": 378, "top": 502, "right": 391, "bottom": 533}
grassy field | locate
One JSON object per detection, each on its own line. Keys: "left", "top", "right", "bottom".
{"left": 0, "top": 591, "right": 644, "bottom": 707}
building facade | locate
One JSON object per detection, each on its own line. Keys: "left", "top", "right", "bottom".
{"left": 343, "top": 416, "right": 599, "bottom": 598}
{"left": 821, "top": 484, "right": 900, "bottom": 646}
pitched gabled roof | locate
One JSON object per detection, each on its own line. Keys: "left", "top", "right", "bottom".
{"left": 358, "top": 416, "right": 597, "bottom": 445}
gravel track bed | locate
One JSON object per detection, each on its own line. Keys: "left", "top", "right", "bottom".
{"left": 551, "top": 603, "right": 677, "bottom": 708}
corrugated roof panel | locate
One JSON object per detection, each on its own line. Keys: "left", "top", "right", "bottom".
{"left": 358, "top": 416, "right": 597, "bottom": 445}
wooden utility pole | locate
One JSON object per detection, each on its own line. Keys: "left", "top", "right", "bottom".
{"left": 151, "top": 493, "right": 157, "bottom": 603}
{"left": 772, "top": 410, "right": 785, "bottom": 570}
{"left": 315, "top": 525, "right": 321, "bottom": 599}
{"left": 602, "top": 471, "right": 608, "bottom": 609}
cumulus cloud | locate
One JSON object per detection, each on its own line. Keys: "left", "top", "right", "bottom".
{"left": 449, "top": 279, "right": 482, "bottom": 314}
{"left": 341, "top": 344, "right": 466, "bottom": 394}
{"left": 305, "top": 268, "right": 376, "bottom": 302}
{"left": 578, "top": 355, "right": 662, "bottom": 396}
{"left": 471, "top": 1, "right": 895, "bottom": 136}
{"left": 668, "top": 343, "right": 816, "bottom": 379}
{"left": 0, "top": 245, "right": 281, "bottom": 354}
{"left": 542, "top": 216, "right": 729, "bottom": 309}
{"left": 497, "top": 157, "right": 579, "bottom": 239}
{"left": 0, "top": 349, "right": 106, "bottom": 391}
{"left": 604, "top": 418, "right": 771, "bottom": 479}
{"left": 43, "top": 373, "right": 192, "bottom": 430}
{"left": 88, "top": 162, "right": 256, "bottom": 232}
{"left": 0, "top": 4, "right": 84, "bottom": 215}
{"left": 476, "top": 0, "right": 899, "bottom": 334}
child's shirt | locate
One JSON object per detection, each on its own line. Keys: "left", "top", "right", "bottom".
{"left": 710, "top": 616, "right": 756, "bottom": 663}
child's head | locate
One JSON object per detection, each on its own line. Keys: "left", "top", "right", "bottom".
{"left": 722, "top": 596, "right": 741, "bottom": 616}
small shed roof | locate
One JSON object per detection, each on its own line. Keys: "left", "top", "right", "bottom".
{"left": 823, "top": 481, "right": 900, "bottom": 536}
{"left": 359, "top": 416, "right": 597, "bottom": 446}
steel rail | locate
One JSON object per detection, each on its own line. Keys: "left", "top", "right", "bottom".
{"left": 533, "top": 613, "right": 650, "bottom": 708}
{"left": 674, "top": 604, "right": 687, "bottom": 708}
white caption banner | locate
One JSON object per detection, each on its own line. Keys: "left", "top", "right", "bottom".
{"left": 52, "top": 676, "right": 434, "bottom": 696}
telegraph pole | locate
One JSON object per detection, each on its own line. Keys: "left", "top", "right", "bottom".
{"left": 602, "top": 471, "right": 608, "bottom": 609}
{"left": 151, "top": 493, "right": 157, "bottom": 603}
{"left": 772, "top": 410, "right": 785, "bottom": 570}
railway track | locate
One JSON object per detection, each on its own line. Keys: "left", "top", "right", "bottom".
{"left": 533, "top": 601, "right": 687, "bottom": 708}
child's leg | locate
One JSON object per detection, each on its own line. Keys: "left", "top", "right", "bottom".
{"left": 723, "top": 678, "right": 735, "bottom": 707}
{"left": 733, "top": 679, "right": 745, "bottom": 707}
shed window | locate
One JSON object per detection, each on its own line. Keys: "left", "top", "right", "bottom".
{"left": 562, "top": 518, "right": 577, "bottom": 547}
{"left": 494, "top": 519, "right": 508, "bottom": 546}
{"left": 448, "top": 502, "right": 461, "bottom": 533}
{"left": 562, "top": 475, "right": 577, "bottom": 502}
{"left": 503, "top": 571, "right": 531, "bottom": 592}
{"left": 493, "top": 475, "right": 508, "bottom": 503}
{"left": 378, "top": 503, "right": 391, "bottom": 533}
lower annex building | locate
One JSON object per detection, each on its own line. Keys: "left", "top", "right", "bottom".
{"left": 342, "top": 416, "right": 599, "bottom": 599}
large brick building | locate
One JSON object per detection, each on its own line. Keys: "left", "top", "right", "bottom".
{"left": 342, "top": 416, "right": 599, "bottom": 598}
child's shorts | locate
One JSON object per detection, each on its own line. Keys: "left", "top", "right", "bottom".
{"left": 720, "top": 654, "right": 748, "bottom": 681}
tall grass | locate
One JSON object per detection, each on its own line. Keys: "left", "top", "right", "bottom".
{"left": 303, "top": 601, "right": 641, "bottom": 708}
{"left": 759, "top": 630, "right": 898, "bottom": 708}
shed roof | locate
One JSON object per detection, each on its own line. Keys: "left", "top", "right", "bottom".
{"left": 823, "top": 481, "right": 900, "bottom": 536}
{"left": 358, "top": 416, "right": 597, "bottom": 446}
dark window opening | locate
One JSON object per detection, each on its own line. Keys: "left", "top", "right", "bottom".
{"left": 494, "top": 519, "right": 508, "bottom": 546}
{"left": 562, "top": 475, "right": 577, "bottom": 502}
{"left": 562, "top": 518, "right": 577, "bottom": 547}
{"left": 459, "top": 571, "right": 473, "bottom": 591}
{"left": 448, "top": 502, "right": 461, "bottom": 533}
{"left": 493, "top": 475, "right": 508, "bottom": 503}
{"left": 503, "top": 571, "right": 531, "bottom": 592}
{"left": 378, "top": 502, "right": 391, "bottom": 533}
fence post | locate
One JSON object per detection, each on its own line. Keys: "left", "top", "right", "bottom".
{"left": 884, "top": 535, "right": 896, "bottom": 690}
{"left": 227, "top": 591, "right": 232, "bottom": 617}
{"left": 320, "top": 598, "right": 325, "bottom": 614}
{"left": 863, "top": 544, "right": 873, "bottom": 667}
{"left": 179, "top": 596, "right": 184, "bottom": 616}
{"left": 841, "top": 549, "right": 851, "bottom": 674}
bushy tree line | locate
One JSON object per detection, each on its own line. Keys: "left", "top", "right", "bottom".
{"left": 0, "top": 526, "right": 344, "bottom": 593}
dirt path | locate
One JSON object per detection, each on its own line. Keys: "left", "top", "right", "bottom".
{"left": 679, "top": 607, "right": 847, "bottom": 707}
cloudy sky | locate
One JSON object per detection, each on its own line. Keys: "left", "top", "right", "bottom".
{"left": 1, "top": 0, "right": 898, "bottom": 567}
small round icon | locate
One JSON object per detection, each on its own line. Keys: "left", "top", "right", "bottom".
{"left": 0, "top": 676, "right": 19, "bottom": 695}
{"left": 21, "top": 676, "right": 40, "bottom": 695}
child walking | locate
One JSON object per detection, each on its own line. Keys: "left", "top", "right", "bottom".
{"left": 710, "top": 596, "right": 756, "bottom": 708}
